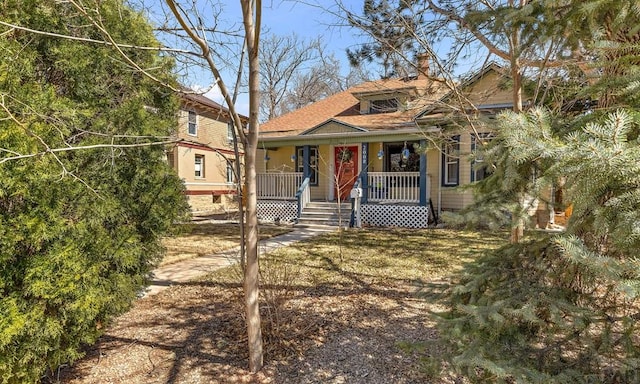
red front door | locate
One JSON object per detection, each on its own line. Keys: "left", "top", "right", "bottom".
{"left": 334, "top": 145, "right": 359, "bottom": 201}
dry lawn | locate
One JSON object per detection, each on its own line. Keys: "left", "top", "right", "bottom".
{"left": 161, "top": 223, "right": 291, "bottom": 266}
{"left": 55, "top": 228, "right": 508, "bottom": 384}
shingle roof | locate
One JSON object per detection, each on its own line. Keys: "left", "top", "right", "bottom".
{"left": 259, "top": 77, "right": 449, "bottom": 138}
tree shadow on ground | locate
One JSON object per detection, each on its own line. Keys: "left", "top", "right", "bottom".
{"left": 55, "top": 228, "right": 503, "bottom": 384}
{"left": 56, "top": 279, "right": 451, "bottom": 383}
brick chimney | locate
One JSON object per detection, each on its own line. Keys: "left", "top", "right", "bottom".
{"left": 417, "top": 53, "right": 430, "bottom": 79}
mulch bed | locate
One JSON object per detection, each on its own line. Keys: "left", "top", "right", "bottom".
{"left": 54, "top": 279, "right": 446, "bottom": 383}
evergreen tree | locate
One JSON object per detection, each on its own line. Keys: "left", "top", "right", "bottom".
{"left": 433, "top": 2, "right": 640, "bottom": 382}
{"left": 435, "top": 108, "right": 640, "bottom": 382}
{"left": 0, "top": 1, "right": 189, "bottom": 382}
{"left": 346, "top": 0, "right": 427, "bottom": 78}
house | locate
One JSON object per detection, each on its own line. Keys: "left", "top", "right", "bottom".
{"left": 167, "top": 92, "right": 248, "bottom": 213}
{"left": 255, "top": 60, "right": 520, "bottom": 228}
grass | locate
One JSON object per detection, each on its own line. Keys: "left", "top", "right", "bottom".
{"left": 160, "top": 222, "right": 292, "bottom": 266}
{"left": 223, "top": 227, "right": 509, "bottom": 287}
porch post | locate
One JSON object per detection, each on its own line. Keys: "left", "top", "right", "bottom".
{"left": 419, "top": 139, "right": 427, "bottom": 206}
{"left": 361, "top": 142, "right": 369, "bottom": 203}
{"left": 303, "top": 145, "right": 310, "bottom": 179}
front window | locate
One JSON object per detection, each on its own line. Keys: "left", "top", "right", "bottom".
{"left": 442, "top": 136, "right": 459, "bottom": 186}
{"left": 471, "top": 133, "right": 493, "bottom": 182}
{"left": 296, "top": 146, "right": 318, "bottom": 186}
{"left": 385, "top": 142, "right": 420, "bottom": 172}
{"left": 188, "top": 110, "right": 197, "bottom": 136}
{"left": 194, "top": 154, "right": 204, "bottom": 178}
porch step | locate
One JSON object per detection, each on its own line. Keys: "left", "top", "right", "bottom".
{"left": 297, "top": 202, "right": 353, "bottom": 227}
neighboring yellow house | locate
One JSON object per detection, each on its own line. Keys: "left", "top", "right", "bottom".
{"left": 167, "top": 92, "right": 248, "bottom": 213}
{"left": 255, "top": 62, "right": 524, "bottom": 227}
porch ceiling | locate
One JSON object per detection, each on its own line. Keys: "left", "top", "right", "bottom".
{"left": 258, "top": 126, "right": 440, "bottom": 148}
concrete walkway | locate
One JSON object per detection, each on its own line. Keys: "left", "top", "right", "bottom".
{"left": 145, "top": 225, "right": 336, "bottom": 296}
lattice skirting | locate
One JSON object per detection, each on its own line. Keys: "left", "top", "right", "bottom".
{"left": 361, "top": 204, "right": 431, "bottom": 229}
{"left": 257, "top": 201, "right": 298, "bottom": 223}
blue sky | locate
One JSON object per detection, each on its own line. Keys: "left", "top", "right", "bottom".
{"left": 176, "top": 1, "right": 484, "bottom": 116}
{"left": 194, "top": 0, "right": 366, "bottom": 115}
{"left": 146, "top": 1, "right": 487, "bottom": 116}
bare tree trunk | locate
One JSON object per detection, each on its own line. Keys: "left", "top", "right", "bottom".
{"left": 240, "top": 0, "right": 263, "bottom": 373}
{"left": 231, "top": 42, "right": 248, "bottom": 270}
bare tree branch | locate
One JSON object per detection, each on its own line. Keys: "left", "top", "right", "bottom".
{"left": 165, "top": 0, "right": 248, "bottom": 144}
{"left": 0, "top": 20, "right": 200, "bottom": 57}
{"left": 0, "top": 139, "right": 182, "bottom": 164}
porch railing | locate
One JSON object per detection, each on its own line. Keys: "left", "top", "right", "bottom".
{"left": 256, "top": 172, "right": 303, "bottom": 199}
{"left": 367, "top": 172, "right": 420, "bottom": 203}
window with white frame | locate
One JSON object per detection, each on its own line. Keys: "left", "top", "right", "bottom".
{"left": 194, "top": 154, "right": 204, "bottom": 178}
{"left": 295, "top": 146, "right": 319, "bottom": 186}
{"left": 227, "top": 122, "right": 234, "bottom": 143}
{"left": 187, "top": 110, "right": 197, "bottom": 135}
{"left": 226, "top": 160, "right": 235, "bottom": 183}
{"left": 471, "top": 133, "right": 493, "bottom": 182}
{"left": 442, "top": 136, "right": 460, "bottom": 186}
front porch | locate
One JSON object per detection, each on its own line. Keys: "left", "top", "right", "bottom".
{"left": 256, "top": 171, "right": 435, "bottom": 228}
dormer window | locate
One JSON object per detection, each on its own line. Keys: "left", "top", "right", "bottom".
{"left": 369, "top": 98, "right": 398, "bottom": 114}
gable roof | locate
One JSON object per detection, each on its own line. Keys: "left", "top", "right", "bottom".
{"left": 259, "top": 77, "right": 449, "bottom": 138}
{"left": 301, "top": 119, "right": 368, "bottom": 135}
{"left": 416, "top": 63, "right": 512, "bottom": 119}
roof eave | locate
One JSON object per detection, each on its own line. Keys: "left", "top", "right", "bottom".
{"left": 258, "top": 126, "right": 440, "bottom": 147}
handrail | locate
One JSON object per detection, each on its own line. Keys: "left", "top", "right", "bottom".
{"left": 295, "top": 176, "right": 311, "bottom": 219}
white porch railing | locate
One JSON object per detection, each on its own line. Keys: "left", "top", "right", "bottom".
{"left": 256, "top": 172, "right": 303, "bottom": 199}
{"left": 368, "top": 172, "right": 421, "bottom": 203}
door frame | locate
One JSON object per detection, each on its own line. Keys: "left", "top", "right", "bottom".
{"left": 332, "top": 144, "right": 360, "bottom": 202}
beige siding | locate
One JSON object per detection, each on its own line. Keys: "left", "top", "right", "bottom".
{"left": 307, "top": 122, "right": 362, "bottom": 135}
{"left": 464, "top": 71, "right": 513, "bottom": 106}
{"left": 171, "top": 103, "right": 242, "bottom": 212}
{"left": 177, "top": 108, "right": 235, "bottom": 151}
{"left": 256, "top": 149, "right": 267, "bottom": 173}
{"left": 259, "top": 136, "right": 494, "bottom": 212}
{"left": 359, "top": 100, "right": 369, "bottom": 114}
{"left": 314, "top": 144, "right": 333, "bottom": 200}
{"left": 366, "top": 142, "right": 385, "bottom": 173}
{"left": 426, "top": 133, "right": 483, "bottom": 213}
{"left": 263, "top": 146, "right": 297, "bottom": 173}
{"left": 177, "top": 146, "right": 234, "bottom": 187}
{"left": 426, "top": 148, "right": 440, "bottom": 210}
